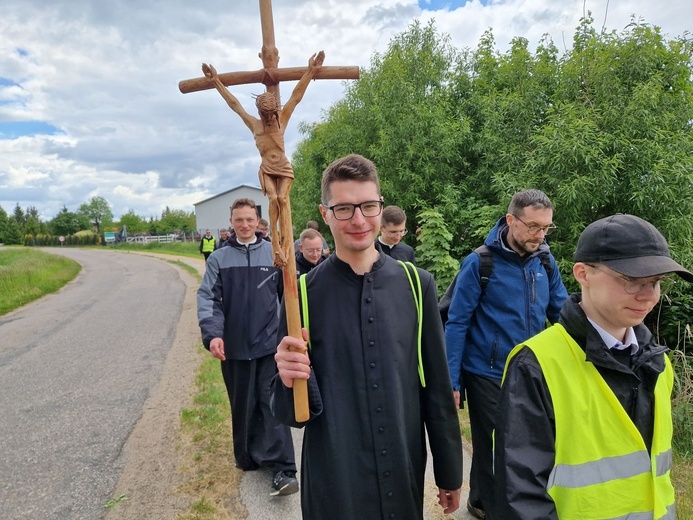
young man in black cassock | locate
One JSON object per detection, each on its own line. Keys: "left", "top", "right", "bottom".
{"left": 270, "top": 154, "right": 463, "bottom": 519}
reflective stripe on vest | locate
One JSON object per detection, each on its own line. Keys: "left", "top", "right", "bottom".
{"left": 507, "top": 324, "right": 676, "bottom": 520}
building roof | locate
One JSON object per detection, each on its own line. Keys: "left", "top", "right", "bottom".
{"left": 193, "top": 184, "right": 263, "bottom": 206}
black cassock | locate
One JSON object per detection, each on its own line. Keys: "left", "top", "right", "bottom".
{"left": 271, "top": 253, "right": 462, "bottom": 520}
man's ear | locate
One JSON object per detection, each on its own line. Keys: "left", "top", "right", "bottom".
{"left": 319, "top": 204, "right": 328, "bottom": 224}
{"left": 573, "top": 262, "right": 589, "bottom": 287}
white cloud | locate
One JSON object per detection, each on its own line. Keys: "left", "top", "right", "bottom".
{"left": 0, "top": 0, "right": 690, "bottom": 221}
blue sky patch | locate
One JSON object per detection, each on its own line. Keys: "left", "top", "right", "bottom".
{"left": 0, "top": 121, "right": 62, "bottom": 139}
{"left": 0, "top": 77, "right": 19, "bottom": 87}
{"left": 418, "top": 0, "right": 487, "bottom": 11}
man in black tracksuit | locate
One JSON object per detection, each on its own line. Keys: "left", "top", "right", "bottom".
{"left": 197, "top": 198, "right": 297, "bottom": 496}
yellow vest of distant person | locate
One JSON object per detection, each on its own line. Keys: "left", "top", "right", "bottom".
{"left": 201, "top": 236, "right": 216, "bottom": 253}
{"left": 506, "top": 324, "right": 675, "bottom": 520}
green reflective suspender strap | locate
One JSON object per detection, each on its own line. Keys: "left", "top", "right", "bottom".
{"left": 298, "top": 263, "right": 426, "bottom": 387}
{"left": 397, "top": 260, "right": 426, "bottom": 388}
{"left": 299, "top": 273, "right": 311, "bottom": 351}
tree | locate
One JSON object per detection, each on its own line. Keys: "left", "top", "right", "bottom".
{"left": 289, "top": 17, "right": 693, "bottom": 350}
{"left": 10, "top": 203, "right": 26, "bottom": 227}
{"left": 159, "top": 207, "right": 195, "bottom": 233}
{"left": 0, "top": 205, "right": 9, "bottom": 243}
{"left": 78, "top": 196, "right": 113, "bottom": 233}
{"left": 117, "top": 210, "right": 148, "bottom": 234}
{"left": 290, "top": 20, "right": 471, "bottom": 252}
{"left": 50, "top": 206, "right": 91, "bottom": 236}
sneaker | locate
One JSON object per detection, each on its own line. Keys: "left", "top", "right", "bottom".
{"left": 466, "top": 499, "right": 486, "bottom": 519}
{"left": 270, "top": 471, "right": 299, "bottom": 496}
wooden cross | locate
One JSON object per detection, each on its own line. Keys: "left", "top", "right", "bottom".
{"left": 179, "top": 0, "right": 359, "bottom": 422}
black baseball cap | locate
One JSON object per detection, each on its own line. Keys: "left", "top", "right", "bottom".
{"left": 574, "top": 214, "right": 693, "bottom": 282}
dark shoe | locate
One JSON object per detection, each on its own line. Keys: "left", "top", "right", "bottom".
{"left": 467, "top": 498, "right": 486, "bottom": 519}
{"left": 270, "top": 471, "right": 299, "bottom": 496}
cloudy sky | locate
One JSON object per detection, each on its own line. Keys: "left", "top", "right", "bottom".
{"left": 1, "top": 0, "right": 690, "bottom": 223}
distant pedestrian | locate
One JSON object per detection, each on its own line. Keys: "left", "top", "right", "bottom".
{"left": 199, "top": 229, "right": 216, "bottom": 261}
{"left": 294, "top": 220, "right": 330, "bottom": 257}
{"left": 378, "top": 205, "right": 415, "bottom": 263}
{"left": 295, "top": 228, "right": 325, "bottom": 277}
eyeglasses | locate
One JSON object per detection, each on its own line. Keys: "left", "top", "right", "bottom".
{"left": 513, "top": 215, "right": 557, "bottom": 236}
{"left": 302, "top": 248, "right": 322, "bottom": 255}
{"left": 323, "top": 200, "right": 384, "bottom": 220}
{"left": 384, "top": 228, "right": 408, "bottom": 236}
{"left": 585, "top": 264, "right": 670, "bottom": 294}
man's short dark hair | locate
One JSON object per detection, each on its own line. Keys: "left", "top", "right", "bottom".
{"left": 231, "top": 198, "right": 258, "bottom": 214}
{"left": 508, "top": 189, "right": 554, "bottom": 216}
{"left": 258, "top": 218, "right": 269, "bottom": 227}
{"left": 381, "top": 205, "right": 406, "bottom": 226}
{"left": 306, "top": 220, "right": 320, "bottom": 231}
{"left": 321, "top": 154, "right": 380, "bottom": 204}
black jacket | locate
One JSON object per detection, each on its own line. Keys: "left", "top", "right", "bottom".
{"left": 270, "top": 253, "right": 462, "bottom": 520}
{"left": 494, "top": 292, "right": 669, "bottom": 519}
{"left": 378, "top": 238, "right": 416, "bottom": 264}
{"left": 295, "top": 251, "right": 323, "bottom": 277}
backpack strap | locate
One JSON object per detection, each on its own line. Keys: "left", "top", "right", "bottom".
{"left": 397, "top": 260, "right": 426, "bottom": 388}
{"left": 475, "top": 245, "right": 494, "bottom": 291}
{"left": 299, "top": 273, "right": 311, "bottom": 351}
{"left": 539, "top": 251, "right": 554, "bottom": 280}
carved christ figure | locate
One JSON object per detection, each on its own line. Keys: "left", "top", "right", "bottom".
{"left": 202, "top": 51, "right": 325, "bottom": 267}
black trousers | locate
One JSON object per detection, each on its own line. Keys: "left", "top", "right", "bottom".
{"left": 220, "top": 353, "right": 296, "bottom": 474}
{"left": 464, "top": 371, "right": 501, "bottom": 517}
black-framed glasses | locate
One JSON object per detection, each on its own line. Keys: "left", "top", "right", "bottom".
{"left": 323, "top": 200, "right": 383, "bottom": 220}
{"left": 585, "top": 264, "right": 670, "bottom": 294}
{"left": 513, "top": 215, "right": 557, "bottom": 236}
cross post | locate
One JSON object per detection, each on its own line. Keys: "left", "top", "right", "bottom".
{"left": 180, "top": 0, "right": 359, "bottom": 422}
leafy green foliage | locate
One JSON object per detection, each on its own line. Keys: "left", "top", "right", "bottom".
{"left": 290, "top": 16, "right": 693, "bottom": 352}
{"left": 414, "top": 209, "right": 459, "bottom": 293}
{"left": 78, "top": 196, "right": 113, "bottom": 233}
{"left": 50, "top": 206, "right": 91, "bottom": 236}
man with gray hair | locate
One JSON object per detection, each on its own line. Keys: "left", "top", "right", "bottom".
{"left": 445, "top": 189, "right": 568, "bottom": 519}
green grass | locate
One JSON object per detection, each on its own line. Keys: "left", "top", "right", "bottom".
{"left": 0, "top": 247, "right": 81, "bottom": 315}
{"left": 176, "top": 343, "right": 244, "bottom": 520}
{"left": 111, "top": 241, "right": 201, "bottom": 258}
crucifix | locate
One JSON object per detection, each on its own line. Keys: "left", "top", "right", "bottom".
{"left": 179, "top": 0, "right": 359, "bottom": 422}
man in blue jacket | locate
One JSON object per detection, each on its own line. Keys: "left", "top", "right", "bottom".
{"left": 445, "top": 189, "right": 568, "bottom": 519}
{"left": 197, "top": 198, "right": 297, "bottom": 496}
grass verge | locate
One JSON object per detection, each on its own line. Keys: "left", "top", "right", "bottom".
{"left": 110, "top": 241, "right": 201, "bottom": 258}
{"left": 176, "top": 343, "right": 245, "bottom": 519}
{"left": 0, "top": 247, "right": 81, "bottom": 315}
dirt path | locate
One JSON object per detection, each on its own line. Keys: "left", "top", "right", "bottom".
{"left": 104, "top": 253, "right": 206, "bottom": 519}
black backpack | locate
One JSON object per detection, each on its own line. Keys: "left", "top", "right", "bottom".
{"left": 438, "top": 245, "right": 554, "bottom": 325}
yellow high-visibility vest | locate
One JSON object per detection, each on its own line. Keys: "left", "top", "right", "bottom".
{"left": 506, "top": 324, "right": 675, "bottom": 520}
{"left": 201, "top": 236, "right": 216, "bottom": 253}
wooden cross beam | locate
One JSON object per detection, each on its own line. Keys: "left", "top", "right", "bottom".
{"left": 180, "top": 0, "right": 359, "bottom": 422}
{"left": 178, "top": 2, "right": 359, "bottom": 97}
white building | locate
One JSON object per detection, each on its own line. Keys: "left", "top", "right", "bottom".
{"left": 194, "top": 184, "right": 269, "bottom": 237}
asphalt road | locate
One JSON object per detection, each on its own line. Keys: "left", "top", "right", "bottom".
{"left": 0, "top": 248, "right": 186, "bottom": 520}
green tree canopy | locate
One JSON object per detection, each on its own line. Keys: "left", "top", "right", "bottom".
{"left": 289, "top": 16, "right": 693, "bottom": 348}
{"left": 78, "top": 196, "right": 113, "bottom": 233}
{"left": 49, "top": 206, "right": 91, "bottom": 236}
{"left": 117, "top": 209, "right": 149, "bottom": 234}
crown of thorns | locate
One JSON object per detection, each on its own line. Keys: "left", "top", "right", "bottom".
{"left": 254, "top": 92, "right": 280, "bottom": 113}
